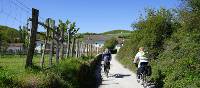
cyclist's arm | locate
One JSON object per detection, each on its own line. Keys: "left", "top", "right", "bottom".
{"left": 133, "top": 52, "right": 140, "bottom": 63}
{"left": 109, "top": 53, "right": 112, "bottom": 60}
{"left": 102, "top": 53, "right": 105, "bottom": 61}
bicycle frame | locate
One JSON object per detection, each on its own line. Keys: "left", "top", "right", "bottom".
{"left": 104, "top": 62, "right": 110, "bottom": 78}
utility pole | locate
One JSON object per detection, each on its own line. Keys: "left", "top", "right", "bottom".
{"left": 25, "top": 8, "right": 39, "bottom": 68}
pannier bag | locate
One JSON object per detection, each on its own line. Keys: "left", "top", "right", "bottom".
{"left": 146, "top": 66, "right": 152, "bottom": 76}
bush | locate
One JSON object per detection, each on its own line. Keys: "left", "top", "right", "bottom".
{"left": 117, "top": 5, "right": 200, "bottom": 88}
{"left": 110, "top": 49, "right": 117, "bottom": 54}
{"left": 104, "top": 37, "right": 118, "bottom": 50}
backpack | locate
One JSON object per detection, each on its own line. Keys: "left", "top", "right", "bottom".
{"left": 103, "top": 53, "right": 111, "bottom": 62}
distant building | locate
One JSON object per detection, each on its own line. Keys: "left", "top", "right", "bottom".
{"left": 115, "top": 38, "right": 124, "bottom": 52}
{"left": 35, "top": 40, "right": 53, "bottom": 53}
{"left": 35, "top": 40, "right": 65, "bottom": 54}
{"left": 82, "top": 35, "right": 109, "bottom": 54}
{"left": 35, "top": 40, "right": 44, "bottom": 53}
{"left": 83, "top": 35, "right": 109, "bottom": 48}
{"left": 7, "top": 43, "right": 24, "bottom": 53}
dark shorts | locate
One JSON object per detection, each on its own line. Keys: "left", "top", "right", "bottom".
{"left": 137, "top": 62, "right": 148, "bottom": 75}
{"left": 104, "top": 61, "right": 110, "bottom": 69}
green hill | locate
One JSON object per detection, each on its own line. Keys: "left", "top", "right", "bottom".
{"left": 0, "top": 25, "right": 20, "bottom": 43}
{"left": 101, "top": 30, "right": 131, "bottom": 35}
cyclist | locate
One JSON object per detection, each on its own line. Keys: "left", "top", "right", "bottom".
{"left": 133, "top": 47, "right": 149, "bottom": 81}
{"left": 102, "top": 48, "right": 112, "bottom": 74}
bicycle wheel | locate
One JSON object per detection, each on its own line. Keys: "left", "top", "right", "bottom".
{"left": 141, "top": 73, "right": 144, "bottom": 85}
{"left": 104, "top": 66, "right": 109, "bottom": 78}
{"left": 142, "top": 74, "right": 147, "bottom": 88}
{"left": 105, "top": 68, "right": 109, "bottom": 78}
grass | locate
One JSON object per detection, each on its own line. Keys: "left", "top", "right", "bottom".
{"left": 0, "top": 54, "right": 99, "bottom": 88}
{"left": 0, "top": 55, "right": 56, "bottom": 71}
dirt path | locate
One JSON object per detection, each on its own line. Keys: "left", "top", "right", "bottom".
{"left": 98, "top": 54, "right": 143, "bottom": 88}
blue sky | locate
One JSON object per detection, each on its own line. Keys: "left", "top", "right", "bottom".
{"left": 0, "top": 0, "right": 180, "bottom": 33}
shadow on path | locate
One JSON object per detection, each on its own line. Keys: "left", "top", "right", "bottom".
{"left": 101, "top": 82, "right": 119, "bottom": 85}
{"left": 110, "top": 73, "right": 131, "bottom": 78}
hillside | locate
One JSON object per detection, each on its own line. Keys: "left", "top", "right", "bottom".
{"left": 101, "top": 30, "right": 131, "bottom": 35}
{"left": 0, "top": 25, "right": 20, "bottom": 43}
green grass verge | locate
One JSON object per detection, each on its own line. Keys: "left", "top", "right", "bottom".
{"left": 0, "top": 55, "right": 99, "bottom": 88}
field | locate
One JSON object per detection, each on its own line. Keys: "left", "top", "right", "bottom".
{"left": 0, "top": 55, "right": 55, "bottom": 70}
{"left": 0, "top": 55, "right": 99, "bottom": 88}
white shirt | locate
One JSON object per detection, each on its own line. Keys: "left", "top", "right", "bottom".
{"left": 133, "top": 51, "right": 148, "bottom": 68}
{"left": 135, "top": 51, "right": 148, "bottom": 63}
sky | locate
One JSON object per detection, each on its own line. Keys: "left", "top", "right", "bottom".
{"left": 0, "top": 0, "right": 180, "bottom": 33}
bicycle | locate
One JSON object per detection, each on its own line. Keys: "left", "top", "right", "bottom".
{"left": 140, "top": 65, "right": 148, "bottom": 88}
{"left": 104, "top": 61, "right": 110, "bottom": 78}
{"left": 135, "top": 63, "right": 150, "bottom": 88}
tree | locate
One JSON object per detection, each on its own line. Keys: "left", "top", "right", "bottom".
{"left": 66, "top": 22, "right": 79, "bottom": 57}
{"left": 58, "top": 20, "right": 70, "bottom": 60}
{"left": 0, "top": 25, "right": 20, "bottom": 43}
{"left": 104, "top": 37, "right": 118, "bottom": 50}
{"left": 71, "top": 28, "right": 79, "bottom": 57}
{"left": 19, "top": 26, "right": 29, "bottom": 50}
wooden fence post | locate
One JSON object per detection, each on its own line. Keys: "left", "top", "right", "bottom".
{"left": 66, "top": 30, "right": 70, "bottom": 58}
{"left": 25, "top": 8, "right": 39, "bottom": 68}
{"left": 49, "top": 19, "right": 55, "bottom": 66}
{"left": 60, "top": 25, "right": 65, "bottom": 60}
{"left": 40, "top": 18, "right": 50, "bottom": 68}
{"left": 71, "top": 37, "right": 76, "bottom": 57}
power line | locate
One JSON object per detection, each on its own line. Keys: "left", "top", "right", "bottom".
{"left": 15, "top": 0, "right": 31, "bottom": 11}
{"left": 0, "top": 0, "right": 31, "bottom": 27}
{"left": 1, "top": 0, "right": 46, "bottom": 29}
{"left": 1, "top": 10, "right": 24, "bottom": 24}
{"left": 9, "top": 0, "right": 31, "bottom": 15}
{"left": 12, "top": 0, "right": 45, "bottom": 22}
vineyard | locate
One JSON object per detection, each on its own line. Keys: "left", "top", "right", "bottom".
{"left": 0, "top": 7, "right": 103, "bottom": 88}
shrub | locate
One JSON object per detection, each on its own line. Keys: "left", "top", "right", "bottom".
{"left": 104, "top": 37, "right": 118, "bottom": 50}
{"left": 117, "top": 5, "right": 200, "bottom": 88}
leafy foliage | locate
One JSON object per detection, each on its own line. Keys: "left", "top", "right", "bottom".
{"left": 0, "top": 25, "right": 20, "bottom": 43}
{"left": 104, "top": 37, "right": 118, "bottom": 50}
{"left": 117, "top": 2, "right": 200, "bottom": 87}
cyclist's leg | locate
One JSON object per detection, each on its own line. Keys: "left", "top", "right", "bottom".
{"left": 140, "top": 62, "right": 145, "bottom": 76}
{"left": 104, "top": 61, "right": 107, "bottom": 72}
{"left": 137, "top": 67, "right": 142, "bottom": 79}
{"left": 143, "top": 62, "right": 148, "bottom": 75}
{"left": 141, "top": 62, "right": 148, "bottom": 86}
{"left": 140, "top": 62, "right": 148, "bottom": 74}
{"left": 108, "top": 62, "right": 110, "bottom": 69}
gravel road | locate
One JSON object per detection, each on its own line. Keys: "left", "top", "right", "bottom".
{"left": 99, "top": 54, "right": 143, "bottom": 88}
